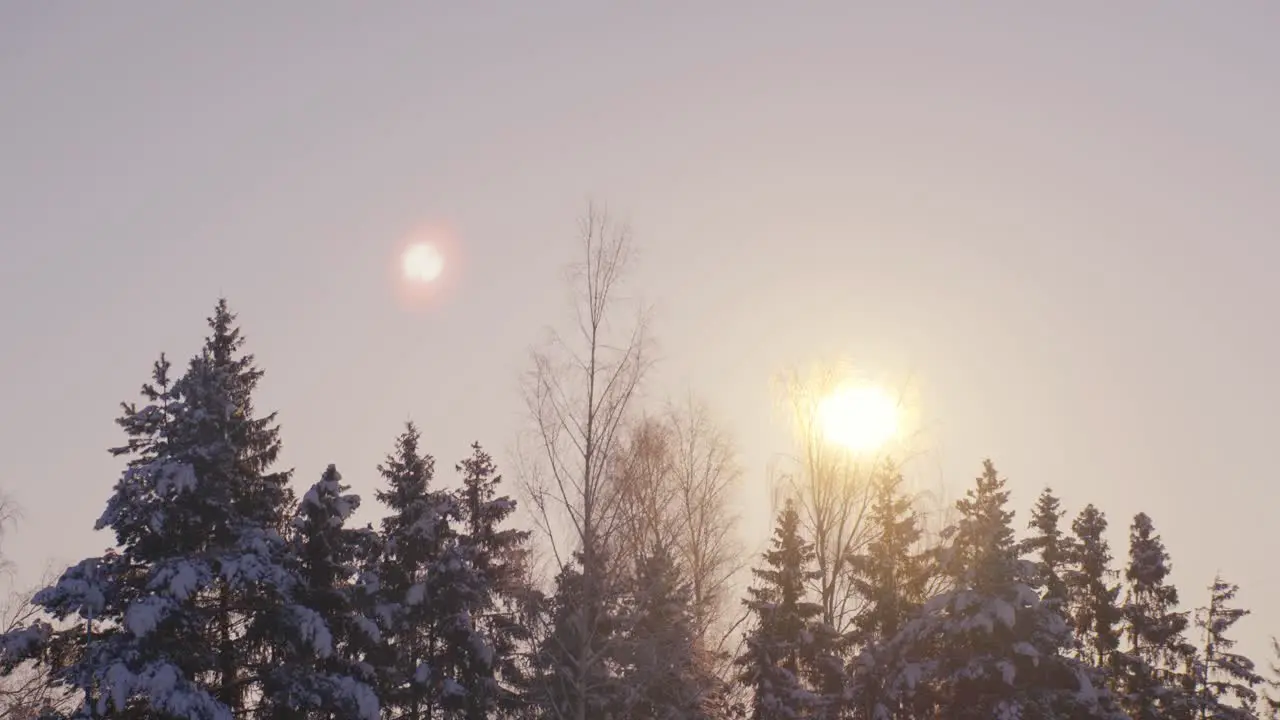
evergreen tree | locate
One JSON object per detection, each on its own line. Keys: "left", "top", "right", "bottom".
{"left": 874, "top": 460, "right": 1123, "bottom": 720}
{"left": 849, "top": 465, "right": 929, "bottom": 646}
{"left": 1188, "top": 576, "right": 1262, "bottom": 720}
{"left": 1066, "top": 504, "right": 1123, "bottom": 675}
{"left": 1120, "top": 512, "right": 1195, "bottom": 720}
{"left": 260, "top": 465, "right": 381, "bottom": 720}
{"left": 531, "top": 555, "right": 619, "bottom": 720}
{"left": 614, "top": 543, "right": 717, "bottom": 720}
{"left": 846, "top": 464, "right": 929, "bottom": 720}
{"left": 0, "top": 300, "right": 302, "bottom": 719}
{"left": 448, "top": 443, "right": 533, "bottom": 719}
{"left": 804, "top": 624, "right": 845, "bottom": 720}
{"left": 371, "top": 423, "right": 457, "bottom": 720}
{"left": 734, "top": 499, "right": 826, "bottom": 720}
{"left": 1020, "top": 488, "right": 1071, "bottom": 613}
{"left": 176, "top": 300, "right": 299, "bottom": 716}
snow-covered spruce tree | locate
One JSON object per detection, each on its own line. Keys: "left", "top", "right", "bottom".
{"left": 1066, "top": 504, "right": 1123, "bottom": 677}
{"left": 873, "top": 460, "right": 1123, "bottom": 720}
{"left": 370, "top": 423, "right": 458, "bottom": 720}
{"left": 447, "top": 443, "right": 533, "bottom": 719}
{"left": 1187, "top": 576, "right": 1262, "bottom": 720}
{"left": 0, "top": 300, "right": 308, "bottom": 719}
{"left": 846, "top": 463, "right": 930, "bottom": 720}
{"left": 1119, "top": 512, "right": 1196, "bottom": 720}
{"left": 734, "top": 499, "right": 832, "bottom": 720}
{"left": 531, "top": 554, "right": 620, "bottom": 720}
{"left": 1020, "top": 488, "right": 1071, "bottom": 616}
{"left": 0, "top": 355, "right": 181, "bottom": 718}
{"left": 259, "top": 465, "right": 381, "bottom": 720}
{"left": 613, "top": 542, "right": 718, "bottom": 720}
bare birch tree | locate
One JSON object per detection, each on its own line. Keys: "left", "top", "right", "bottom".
{"left": 664, "top": 395, "right": 744, "bottom": 644}
{"left": 0, "top": 495, "right": 76, "bottom": 719}
{"left": 775, "top": 363, "right": 950, "bottom": 643}
{"left": 608, "top": 394, "right": 746, "bottom": 707}
{"left": 611, "top": 398, "right": 744, "bottom": 639}
{"left": 0, "top": 578, "right": 77, "bottom": 719}
{"left": 520, "top": 202, "right": 649, "bottom": 720}
{"left": 612, "top": 417, "right": 677, "bottom": 565}
{"left": 776, "top": 365, "right": 882, "bottom": 634}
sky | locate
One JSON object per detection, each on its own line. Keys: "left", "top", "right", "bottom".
{"left": 2, "top": 3, "right": 1278, "bottom": 662}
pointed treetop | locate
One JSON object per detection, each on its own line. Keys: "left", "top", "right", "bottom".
{"left": 1024, "top": 486, "right": 1070, "bottom": 603}
{"left": 1068, "top": 503, "right": 1123, "bottom": 670}
{"left": 1028, "top": 487, "right": 1063, "bottom": 533}
{"left": 377, "top": 422, "right": 433, "bottom": 494}
{"left": 205, "top": 298, "right": 244, "bottom": 366}
{"left": 1073, "top": 503, "right": 1108, "bottom": 538}
{"left": 1127, "top": 512, "right": 1174, "bottom": 590}
{"left": 949, "top": 459, "right": 1018, "bottom": 585}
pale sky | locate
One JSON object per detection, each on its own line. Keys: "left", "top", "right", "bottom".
{"left": 2, "top": 3, "right": 1278, "bottom": 663}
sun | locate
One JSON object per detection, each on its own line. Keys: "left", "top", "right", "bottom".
{"left": 816, "top": 383, "right": 900, "bottom": 453}
{"left": 402, "top": 243, "right": 444, "bottom": 284}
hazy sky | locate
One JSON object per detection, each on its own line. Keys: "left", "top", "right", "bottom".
{"left": 3, "top": 3, "right": 1278, "bottom": 661}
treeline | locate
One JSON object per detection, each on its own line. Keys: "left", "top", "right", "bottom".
{"left": 1, "top": 211, "right": 1279, "bottom": 720}
{"left": 739, "top": 463, "right": 1278, "bottom": 719}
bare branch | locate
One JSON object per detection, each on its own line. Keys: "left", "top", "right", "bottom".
{"left": 0, "top": 569, "right": 78, "bottom": 719}
{"left": 774, "top": 364, "right": 880, "bottom": 634}
{"left": 516, "top": 201, "right": 650, "bottom": 720}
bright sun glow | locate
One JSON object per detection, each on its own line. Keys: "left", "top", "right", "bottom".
{"left": 402, "top": 243, "right": 444, "bottom": 284}
{"left": 817, "top": 383, "right": 900, "bottom": 453}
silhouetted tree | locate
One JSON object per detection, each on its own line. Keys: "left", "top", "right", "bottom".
{"left": 872, "top": 461, "right": 1124, "bottom": 720}
{"left": 734, "top": 500, "right": 829, "bottom": 720}
{"left": 371, "top": 423, "right": 457, "bottom": 720}
{"left": 530, "top": 555, "right": 620, "bottom": 720}
{"left": 1188, "top": 576, "right": 1262, "bottom": 720}
{"left": 521, "top": 203, "right": 649, "bottom": 720}
{"left": 1066, "top": 504, "right": 1123, "bottom": 677}
{"left": 846, "top": 463, "right": 930, "bottom": 720}
{"left": 1120, "top": 512, "right": 1195, "bottom": 720}
{"left": 614, "top": 543, "right": 719, "bottom": 719}
{"left": 450, "top": 443, "right": 533, "bottom": 719}
{"left": 1021, "top": 487, "right": 1070, "bottom": 614}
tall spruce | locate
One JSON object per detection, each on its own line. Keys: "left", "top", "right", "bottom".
{"left": 0, "top": 300, "right": 301, "bottom": 718}
{"left": 1120, "top": 512, "right": 1195, "bottom": 720}
{"left": 371, "top": 423, "right": 457, "bottom": 720}
{"left": 1189, "top": 576, "right": 1262, "bottom": 720}
{"left": 1021, "top": 487, "right": 1071, "bottom": 614}
{"left": 261, "top": 465, "right": 381, "bottom": 720}
{"left": 1066, "top": 504, "right": 1123, "bottom": 676}
{"left": 734, "top": 499, "right": 826, "bottom": 720}
{"left": 614, "top": 543, "right": 717, "bottom": 720}
{"left": 846, "top": 463, "right": 929, "bottom": 720}
{"left": 873, "top": 460, "right": 1123, "bottom": 720}
{"left": 532, "top": 555, "right": 620, "bottom": 720}
{"left": 849, "top": 465, "right": 929, "bottom": 646}
{"left": 449, "top": 443, "right": 533, "bottom": 719}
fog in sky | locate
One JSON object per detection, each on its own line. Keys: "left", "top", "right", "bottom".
{"left": 2, "top": 3, "right": 1278, "bottom": 660}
